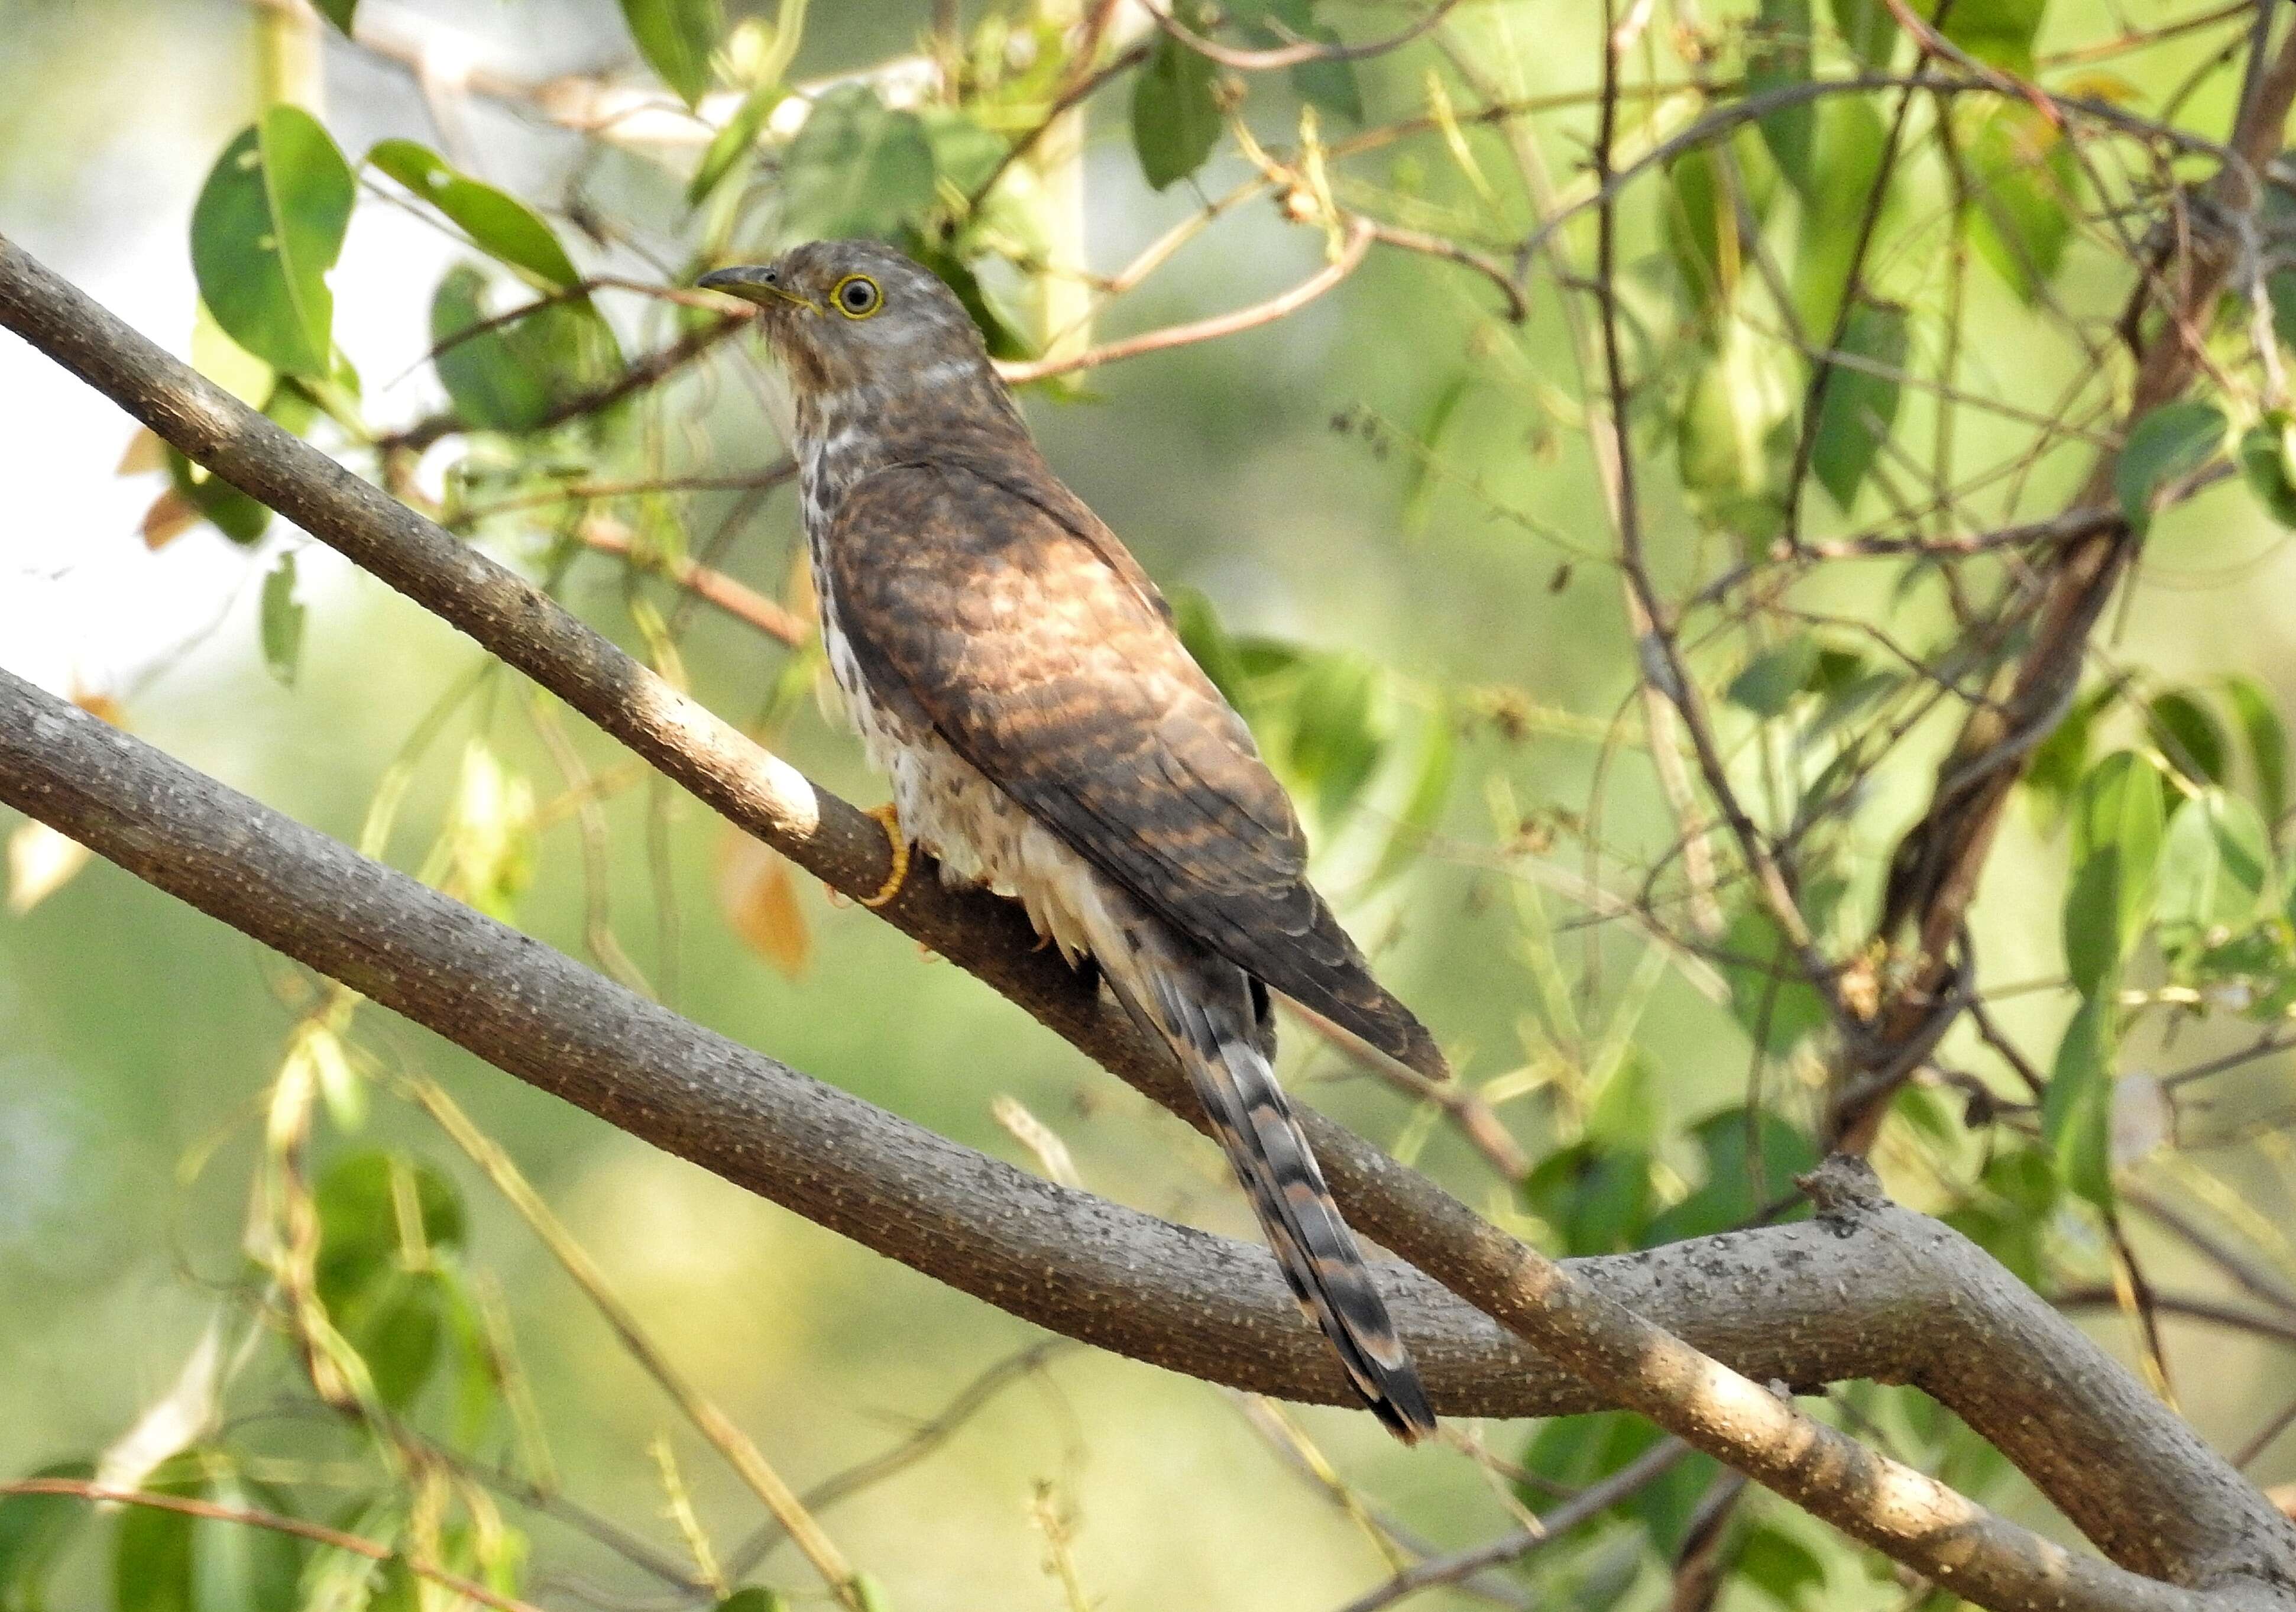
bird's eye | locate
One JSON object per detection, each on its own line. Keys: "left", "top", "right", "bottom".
{"left": 833, "top": 274, "right": 882, "bottom": 319}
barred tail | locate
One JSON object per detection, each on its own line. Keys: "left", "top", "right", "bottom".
{"left": 1148, "top": 972, "right": 1437, "bottom": 1443}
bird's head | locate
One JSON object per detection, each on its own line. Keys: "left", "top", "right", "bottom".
{"left": 697, "top": 240, "right": 991, "bottom": 402}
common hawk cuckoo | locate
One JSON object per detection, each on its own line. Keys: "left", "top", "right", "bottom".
{"left": 701, "top": 241, "right": 1442, "bottom": 1440}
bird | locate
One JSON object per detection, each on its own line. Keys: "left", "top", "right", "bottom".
{"left": 698, "top": 241, "right": 1442, "bottom": 1441}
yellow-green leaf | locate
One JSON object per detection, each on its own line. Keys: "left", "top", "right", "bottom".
{"left": 369, "top": 140, "right": 584, "bottom": 291}
{"left": 1747, "top": 0, "right": 1815, "bottom": 194}
{"left": 2043, "top": 993, "right": 2115, "bottom": 1212}
{"left": 190, "top": 107, "right": 355, "bottom": 377}
{"left": 2220, "top": 673, "right": 2287, "bottom": 824}
{"left": 1810, "top": 300, "right": 1908, "bottom": 510}
{"left": 1962, "top": 99, "right": 2075, "bottom": 303}
{"left": 2062, "top": 751, "right": 2164, "bottom": 996}
{"left": 1132, "top": 30, "right": 1222, "bottom": 192}
{"left": 779, "top": 86, "right": 938, "bottom": 240}
{"left": 619, "top": 0, "right": 723, "bottom": 107}
{"left": 2114, "top": 400, "right": 2223, "bottom": 535}
{"left": 260, "top": 553, "right": 304, "bottom": 687}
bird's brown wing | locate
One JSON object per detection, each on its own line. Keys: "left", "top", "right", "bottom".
{"left": 826, "top": 455, "right": 1446, "bottom": 1081}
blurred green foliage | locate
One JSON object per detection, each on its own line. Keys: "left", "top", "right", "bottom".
{"left": 5, "top": 0, "right": 2296, "bottom": 1608}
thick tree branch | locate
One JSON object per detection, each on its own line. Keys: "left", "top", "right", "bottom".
{"left": 4, "top": 235, "right": 2294, "bottom": 1611}
{"left": 5, "top": 667, "right": 2294, "bottom": 1611}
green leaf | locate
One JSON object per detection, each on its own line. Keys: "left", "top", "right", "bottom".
{"left": 190, "top": 107, "right": 355, "bottom": 377}
{"left": 715, "top": 1592, "right": 789, "bottom": 1612}
{"left": 2268, "top": 177, "right": 2296, "bottom": 348}
{"left": 2220, "top": 674, "right": 2287, "bottom": 824}
{"left": 1401, "top": 372, "right": 1469, "bottom": 533}
{"left": 1521, "top": 1142, "right": 1653, "bottom": 1256}
{"left": 1584, "top": 1049, "right": 1657, "bottom": 1151}
{"left": 2113, "top": 400, "right": 2223, "bottom": 535}
{"left": 2237, "top": 415, "right": 2296, "bottom": 526}
{"left": 429, "top": 263, "right": 623, "bottom": 433}
{"left": 779, "top": 86, "right": 939, "bottom": 240}
{"left": 316, "top": 1153, "right": 466, "bottom": 1306}
{"left": 1943, "top": 1146, "right": 2056, "bottom": 1285}
{"left": 1249, "top": 0, "right": 1362, "bottom": 123}
{"left": 2042, "top": 993, "right": 2115, "bottom": 1211}
{"left": 918, "top": 108, "right": 1010, "bottom": 200}
{"left": 1728, "top": 632, "right": 1819, "bottom": 717}
{"left": 1288, "top": 652, "right": 1387, "bottom": 823}
{"left": 259, "top": 553, "right": 303, "bottom": 688}
{"left": 1719, "top": 883, "right": 1838, "bottom": 1053}
{"left": 447, "top": 739, "right": 537, "bottom": 922}
{"left": 1290, "top": 50, "right": 1362, "bottom": 125}
{"left": 2025, "top": 680, "right": 2115, "bottom": 825}
{"left": 1647, "top": 1108, "right": 1817, "bottom": 1244}
{"left": 191, "top": 299, "right": 277, "bottom": 407}
{"left": 115, "top": 1459, "right": 302, "bottom": 1612}
{"left": 167, "top": 448, "right": 270, "bottom": 545}
{"left": 2157, "top": 789, "right": 2274, "bottom": 947}
{"left": 2148, "top": 688, "right": 2229, "bottom": 786}
{"left": 1676, "top": 320, "right": 1794, "bottom": 527}
{"left": 315, "top": 1153, "right": 468, "bottom": 1410}
{"left": 1811, "top": 299, "right": 1909, "bottom": 510}
{"left": 312, "top": 0, "right": 357, "bottom": 36}
{"left": 1792, "top": 92, "right": 1887, "bottom": 336}
{"left": 1665, "top": 145, "right": 1735, "bottom": 323}
{"left": 1520, "top": 1413, "right": 1715, "bottom": 1555}
{"left": 618, "top": 0, "right": 723, "bottom": 107}
{"left": 1748, "top": 0, "right": 1815, "bottom": 193}
{"left": 1737, "top": 1525, "right": 1828, "bottom": 1608}
{"left": 1132, "top": 30, "right": 1223, "bottom": 191}
{"left": 2062, "top": 752, "right": 2165, "bottom": 997}
{"left": 1171, "top": 588, "right": 1252, "bottom": 710}
{"left": 1962, "top": 100, "right": 2075, "bottom": 303}
{"left": 368, "top": 140, "right": 582, "bottom": 290}
{"left": 1937, "top": 0, "right": 2048, "bottom": 74}
{"left": 1831, "top": 0, "right": 1896, "bottom": 65}
{"left": 0, "top": 1460, "right": 94, "bottom": 1610}
{"left": 689, "top": 80, "right": 787, "bottom": 206}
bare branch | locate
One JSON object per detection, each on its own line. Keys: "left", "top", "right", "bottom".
{"left": 5, "top": 233, "right": 2295, "bottom": 1612}
{"left": 7, "top": 668, "right": 2294, "bottom": 1611}
{"left": 996, "top": 219, "right": 1376, "bottom": 385}
{"left": 1139, "top": 0, "right": 1462, "bottom": 70}
{"left": 575, "top": 510, "right": 808, "bottom": 648}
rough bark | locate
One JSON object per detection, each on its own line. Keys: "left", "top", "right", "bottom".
{"left": 4, "top": 237, "right": 2295, "bottom": 1611}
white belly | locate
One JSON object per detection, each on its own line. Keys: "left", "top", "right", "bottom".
{"left": 817, "top": 578, "right": 1117, "bottom": 969}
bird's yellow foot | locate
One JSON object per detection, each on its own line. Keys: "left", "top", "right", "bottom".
{"left": 860, "top": 802, "right": 910, "bottom": 908}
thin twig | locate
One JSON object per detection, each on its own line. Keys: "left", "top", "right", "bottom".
{"left": 1328, "top": 1438, "right": 1692, "bottom": 1612}
{"left": 1139, "top": 0, "right": 1462, "bottom": 70}
{"left": 996, "top": 218, "right": 1376, "bottom": 384}
{"left": 408, "top": 1077, "right": 869, "bottom": 1611}
{"left": 575, "top": 512, "right": 808, "bottom": 646}
{"left": 0, "top": 1479, "right": 547, "bottom": 1612}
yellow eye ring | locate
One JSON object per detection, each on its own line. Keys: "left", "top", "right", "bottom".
{"left": 831, "top": 274, "right": 882, "bottom": 319}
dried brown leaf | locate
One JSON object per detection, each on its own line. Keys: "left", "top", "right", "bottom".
{"left": 718, "top": 828, "right": 811, "bottom": 978}
{"left": 141, "top": 487, "right": 200, "bottom": 551}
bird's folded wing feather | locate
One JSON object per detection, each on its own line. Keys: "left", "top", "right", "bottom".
{"left": 824, "top": 456, "right": 1445, "bottom": 1080}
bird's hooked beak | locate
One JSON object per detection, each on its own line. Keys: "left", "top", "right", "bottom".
{"left": 695, "top": 264, "right": 820, "bottom": 314}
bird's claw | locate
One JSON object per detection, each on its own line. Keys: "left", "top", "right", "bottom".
{"left": 860, "top": 802, "right": 909, "bottom": 908}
